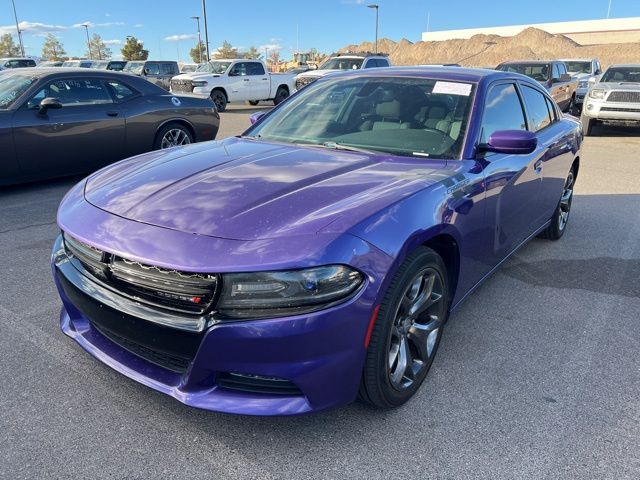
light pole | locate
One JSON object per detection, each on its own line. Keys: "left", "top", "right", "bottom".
{"left": 81, "top": 24, "right": 92, "bottom": 59}
{"left": 367, "top": 4, "right": 379, "bottom": 54}
{"left": 201, "top": 0, "right": 211, "bottom": 61}
{"left": 191, "top": 16, "right": 203, "bottom": 63}
{"left": 607, "top": 0, "right": 613, "bottom": 18}
{"left": 10, "top": 0, "right": 25, "bottom": 57}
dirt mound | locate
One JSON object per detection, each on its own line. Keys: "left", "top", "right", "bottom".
{"left": 340, "top": 27, "right": 640, "bottom": 69}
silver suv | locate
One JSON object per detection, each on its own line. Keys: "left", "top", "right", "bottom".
{"left": 295, "top": 52, "right": 391, "bottom": 91}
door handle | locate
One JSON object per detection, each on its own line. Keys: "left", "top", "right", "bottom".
{"left": 106, "top": 111, "right": 119, "bottom": 117}
{"left": 243, "top": 79, "right": 250, "bottom": 82}
{"left": 534, "top": 159, "right": 543, "bottom": 173}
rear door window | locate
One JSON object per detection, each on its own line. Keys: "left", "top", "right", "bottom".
{"left": 480, "top": 83, "right": 527, "bottom": 144}
{"left": 521, "top": 85, "right": 553, "bottom": 132}
{"left": 145, "top": 63, "right": 160, "bottom": 75}
{"left": 247, "top": 62, "right": 266, "bottom": 75}
{"left": 161, "top": 63, "right": 177, "bottom": 75}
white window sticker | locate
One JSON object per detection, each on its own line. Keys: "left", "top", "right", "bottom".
{"left": 432, "top": 81, "right": 472, "bottom": 96}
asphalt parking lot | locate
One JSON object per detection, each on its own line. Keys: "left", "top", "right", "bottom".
{"left": 1, "top": 108, "right": 638, "bottom": 479}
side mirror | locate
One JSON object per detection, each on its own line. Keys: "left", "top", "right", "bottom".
{"left": 560, "top": 73, "right": 571, "bottom": 82}
{"left": 249, "top": 111, "right": 266, "bottom": 125}
{"left": 589, "top": 76, "right": 598, "bottom": 85}
{"left": 483, "top": 130, "right": 537, "bottom": 155}
{"left": 143, "top": 67, "right": 150, "bottom": 75}
{"left": 38, "top": 97, "right": 62, "bottom": 114}
{"left": 228, "top": 69, "right": 239, "bottom": 77}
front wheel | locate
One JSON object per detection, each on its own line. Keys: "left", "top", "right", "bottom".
{"left": 539, "top": 168, "right": 575, "bottom": 240}
{"left": 210, "top": 90, "right": 227, "bottom": 112}
{"left": 273, "top": 86, "right": 289, "bottom": 105}
{"left": 359, "top": 247, "right": 450, "bottom": 409}
{"left": 154, "top": 122, "right": 193, "bottom": 150}
{"left": 581, "top": 114, "right": 594, "bottom": 136}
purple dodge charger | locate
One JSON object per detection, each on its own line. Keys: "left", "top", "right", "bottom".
{"left": 52, "top": 67, "right": 582, "bottom": 415}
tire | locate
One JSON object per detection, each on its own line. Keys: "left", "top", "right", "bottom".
{"left": 247, "top": 100, "right": 260, "bottom": 106}
{"left": 539, "top": 168, "right": 575, "bottom": 240}
{"left": 210, "top": 90, "right": 227, "bottom": 112}
{"left": 154, "top": 122, "right": 194, "bottom": 150}
{"left": 568, "top": 95, "right": 579, "bottom": 116}
{"left": 581, "top": 114, "right": 594, "bottom": 136}
{"left": 359, "top": 247, "right": 450, "bottom": 409}
{"left": 273, "top": 86, "right": 289, "bottom": 106}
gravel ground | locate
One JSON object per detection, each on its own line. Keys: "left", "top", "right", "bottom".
{"left": 0, "top": 110, "right": 638, "bottom": 480}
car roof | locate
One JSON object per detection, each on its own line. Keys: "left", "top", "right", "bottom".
{"left": 498, "top": 60, "right": 556, "bottom": 65}
{"left": 560, "top": 58, "right": 596, "bottom": 62}
{"left": 330, "top": 66, "right": 531, "bottom": 84}
{"left": 607, "top": 64, "right": 640, "bottom": 68}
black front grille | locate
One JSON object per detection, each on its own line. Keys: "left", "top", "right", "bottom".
{"left": 217, "top": 372, "right": 303, "bottom": 396}
{"left": 63, "top": 234, "right": 218, "bottom": 315}
{"left": 295, "top": 76, "right": 319, "bottom": 90}
{"left": 601, "top": 106, "right": 640, "bottom": 113}
{"left": 607, "top": 91, "right": 640, "bottom": 103}
{"left": 93, "top": 322, "right": 191, "bottom": 373}
{"left": 171, "top": 79, "right": 193, "bottom": 93}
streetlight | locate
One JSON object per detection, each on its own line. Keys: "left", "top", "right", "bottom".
{"left": 367, "top": 4, "right": 379, "bottom": 54}
{"left": 10, "top": 0, "right": 25, "bottom": 57}
{"left": 201, "top": 0, "right": 211, "bottom": 61}
{"left": 81, "top": 24, "right": 92, "bottom": 59}
{"left": 191, "top": 16, "right": 203, "bottom": 63}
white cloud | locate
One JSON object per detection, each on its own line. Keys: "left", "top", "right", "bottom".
{"left": 103, "top": 39, "right": 122, "bottom": 45}
{"left": 164, "top": 34, "right": 197, "bottom": 41}
{"left": 72, "top": 21, "right": 124, "bottom": 28}
{"left": 134, "top": 24, "right": 144, "bottom": 28}
{"left": 105, "top": 13, "right": 112, "bottom": 17}
{"left": 0, "top": 21, "right": 66, "bottom": 36}
{"left": 259, "top": 43, "right": 283, "bottom": 53}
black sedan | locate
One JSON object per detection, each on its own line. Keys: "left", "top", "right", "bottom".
{"left": 0, "top": 68, "right": 220, "bottom": 186}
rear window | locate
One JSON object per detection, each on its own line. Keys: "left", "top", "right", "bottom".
{"left": 498, "top": 63, "right": 550, "bottom": 82}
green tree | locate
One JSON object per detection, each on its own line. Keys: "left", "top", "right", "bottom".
{"left": 41, "top": 33, "right": 66, "bottom": 61}
{"left": 87, "top": 33, "right": 111, "bottom": 60}
{"left": 216, "top": 40, "right": 238, "bottom": 59}
{"left": 243, "top": 46, "right": 261, "bottom": 60}
{"left": 121, "top": 36, "right": 148, "bottom": 61}
{"left": 0, "top": 33, "right": 21, "bottom": 57}
{"left": 189, "top": 41, "right": 206, "bottom": 63}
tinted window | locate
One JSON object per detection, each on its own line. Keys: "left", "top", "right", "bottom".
{"left": 363, "top": 59, "right": 377, "bottom": 69}
{"left": 29, "top": 79, "right": 113, "bottom": 107}
{"left": 106, "top": 80, "right": 136, "bottom": 101}
{"left": 498, "top": 63, "right": 549, "bottom": 82}
{"left": 521, "top": 85, "right": 552, "bottom": 132}
{"left": 230, "top": 62, "right": 248, "bottom": 76}
{"left": 480, "top": 83, "right": 527, "bottom": 144}
{"left": 145, "top": 63, "right": 160, "bottom": 75}
{"left": 552, "top": 64, "right": 561, "bottom": 80}
{"left": 247, "top": 62, "right": 265, "bottom": 75}
{"left": 376, "top": 58, "right": 390, "bottom": 67}
{"left": 161, "top": 63, "right": 177, "bottom": 75}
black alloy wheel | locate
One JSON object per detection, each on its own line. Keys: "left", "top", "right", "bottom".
{"left": 273, "top": 87, "right": 289, "bottom": 105}
{"left": 210, "top": 90, "right": 227, "bottom": 112}
{"left": 539, "top": 168, "right": 575, "bottom": 240}
{"left": 359, "top": 247, "right": 450, "bottom": 408}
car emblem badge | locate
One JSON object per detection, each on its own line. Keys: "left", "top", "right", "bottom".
{"left": 171, "top": 97, "right": 181, "bottom": 106}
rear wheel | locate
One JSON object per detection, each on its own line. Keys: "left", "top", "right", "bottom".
{"left": 359, "top": 247, "right": 450, "bottom": 409}
{"left": 273, "top": 86, "right": 289, "bottom": 105}
{"left": 539, "top": 168, "right": 575, "bottom": 240}
{"left": 210, "top": 90, "right": 227, "bottom": 112}
{"left": 154, "top": 122, "right": 193, "bottom": 150}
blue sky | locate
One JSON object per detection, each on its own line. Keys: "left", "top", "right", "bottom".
{"left": 1, "top": 0, "right": 639, "bottom": 60}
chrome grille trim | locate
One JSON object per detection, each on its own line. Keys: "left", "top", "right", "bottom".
{"left": 607, "top": 91, "right": 640, "bottom": 103}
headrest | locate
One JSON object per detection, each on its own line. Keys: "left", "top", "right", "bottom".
{"left": 376, "top": 99, "right": 401, "bottom": 118}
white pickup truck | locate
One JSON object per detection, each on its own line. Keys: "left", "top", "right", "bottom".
{"left": 170, "top": 59, "right": 296, "bottom": 112}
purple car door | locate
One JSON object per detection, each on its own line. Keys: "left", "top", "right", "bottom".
{"left": 11, "top": 77, "right": 125, "bottom": 178}
{"left": 478, "top": 81, "right": 545, "bottom": 261}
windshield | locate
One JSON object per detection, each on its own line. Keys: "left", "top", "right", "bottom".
{"left": 564, "top": 61, "right": 591, "bottom": 74}
{"left": 247, "top": 76, "right": 474, "bottom": 159}
{"left": 497, "top": 63, "right": 550, "bottom": 82}
{"left": 601, "top": 67, "right": 640, "bottom": 83}
{"left": 123, "top": 62, "right": 144, "bottom": 74}
{"left": 320, "top": 58, "right": 364, "bottom": 70}
{"left": 90, "top": 61, "right": 109, "bottom": 69}
{"left": 196, "top": 61, "right": 231, "bottom": 74}
{"left": 181, "top": 64, "right": 198, "bottom": 72}
{"left": 0, "top": 73, "right": 36, "bottom": 109}
{"left": 62, "top": 61, "right": 79, "bottom": 67}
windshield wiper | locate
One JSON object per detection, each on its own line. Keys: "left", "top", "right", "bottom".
{"left": 293, "top": 141, "right": 378, "bottom": 155}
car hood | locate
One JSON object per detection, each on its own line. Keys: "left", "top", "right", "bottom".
{"left": 597, "top": 82, "right": 640, "bottom": 91}
{"left": 84, "top": 138, "right": 446, "bottom": 240}
{"left": 298, "top": 70, "right": 340, "bottom": 79}
{"left": 172, "top": 72, "right": 221, "bottom": 81}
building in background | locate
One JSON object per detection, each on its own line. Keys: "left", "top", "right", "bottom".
{"left": 422, "top": 17, "right": 640, "bottom": 45}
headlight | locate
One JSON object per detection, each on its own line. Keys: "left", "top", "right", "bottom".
{"left": 192, "top": 80, "right": 208, "bottom": 87}
{"left": 578, "top": 81, "right": 588, "bottom": 89}
{"left": 216, "top": 265, "right": 364, "bottom": 319}
{"left": 589, "top": 89, "right": 606, "bottom": 99}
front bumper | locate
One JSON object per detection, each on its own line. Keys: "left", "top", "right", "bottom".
{"left": 52, "top": 188, "right": 392, "bottom": 414}
{"left": 583, "top": 97, "right": 640, "bottom": 121}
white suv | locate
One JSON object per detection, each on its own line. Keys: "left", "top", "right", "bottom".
{"left": 295, "top": 53, "right": 391, "bottom": 91}
{"left": 561, "top": 58, "right": 603, "bottom": 110}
